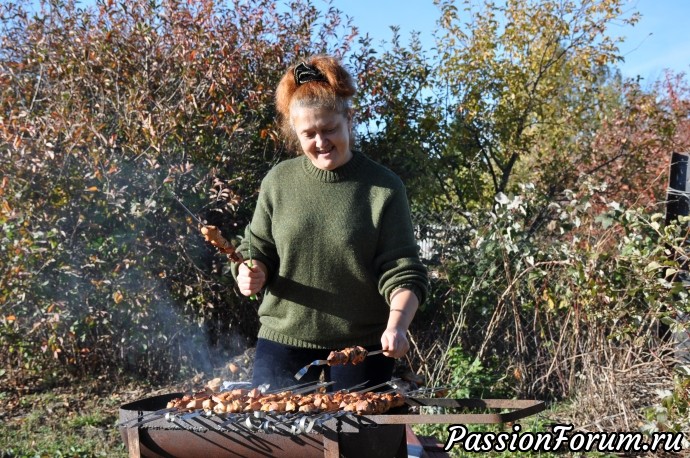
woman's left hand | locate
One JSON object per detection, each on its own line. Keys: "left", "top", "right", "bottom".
{"left": 381, "top": 326, "right": 410, "bottom": 359}
{"left": 380, "top": 287, "right": 419, "bottom": 358}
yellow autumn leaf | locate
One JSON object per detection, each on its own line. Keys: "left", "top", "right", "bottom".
{"left": 542, "top": 289, "right": 555, "bottom": 310}
{"left": 547, "top": 296, "right": 555, "bottom": 310}
{"left": 113, "top": 291, "right": 123, "bottom": 303}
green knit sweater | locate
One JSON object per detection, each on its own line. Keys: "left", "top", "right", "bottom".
{"left": 232, "top": 151, "right": 428, "bottom": 349}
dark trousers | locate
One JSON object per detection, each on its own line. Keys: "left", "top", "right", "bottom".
{"left": 252, "top": 338, "right": 395, "bottom": 391}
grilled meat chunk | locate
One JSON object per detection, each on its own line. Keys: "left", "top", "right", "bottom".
{"left": 327, "top": 345, "right": 368, "bottom": 366}
{"left": 164, "top": 382, "right": 406, "bottom": 417}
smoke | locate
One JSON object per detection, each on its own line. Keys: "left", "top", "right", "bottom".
{"left": 10, "top": 148, "right": 255, "bottom": 383}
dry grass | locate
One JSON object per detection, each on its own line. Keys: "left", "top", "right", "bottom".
{"left": 550, "top": 329, "right": 685, "bottom": 435}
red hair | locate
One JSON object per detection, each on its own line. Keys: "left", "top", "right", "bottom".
{"left": 275, "top": 55, "right": 356, "bottom": 152}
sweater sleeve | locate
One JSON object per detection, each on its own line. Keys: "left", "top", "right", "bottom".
{"left": 230, "top": 175, "right": 279, "bottom": 282}
{"left": 374, "top": 184, "right": 428, "bottom": 307}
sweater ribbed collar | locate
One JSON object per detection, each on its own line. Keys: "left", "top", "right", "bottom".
{"left": 301, "top": 151, "right": 365, "bottom": 183}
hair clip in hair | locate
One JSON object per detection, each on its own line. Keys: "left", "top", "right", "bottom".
{"left": 294, "top": 62, "right": 327, "bottom": 86}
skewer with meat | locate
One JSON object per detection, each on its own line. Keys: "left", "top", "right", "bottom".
{"left": 326, "top": 345, "right": 369, "bottom": 366}
{"left": 340, "top": 391, "right": 406, "bottom": 415}
{"left": 168, "top": 192, "right": 244, "bottom": 263}
{"left": 294, "top": 346, "right": 384, "bottom": 379}
{"left": 166, "top": 383, "right": 406, "bottom": 418}
{"left": 200, "top": 225, "right": 242, "bottom": 262}
{"left": 166, "top": 392, "right": 212, "bottom": 411}
{"left": 295, "top": 391, "right": 405, "bottom": 415}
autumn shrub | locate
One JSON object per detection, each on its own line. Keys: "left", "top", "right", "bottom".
{"left": 583, "top": 73, "right": 690, "bottom": 210}
{"left": 409, "top": 181, "right": 689, "bottom": 412}
{"left": 0, "top": 0, "right": 363, "bottom": 386}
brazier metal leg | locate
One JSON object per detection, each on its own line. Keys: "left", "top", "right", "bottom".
{"left": 322, "top": 427, "right": 340, "bottom": 458}
{"left": 126, "top": 427, "right": 141, "bottom": 458}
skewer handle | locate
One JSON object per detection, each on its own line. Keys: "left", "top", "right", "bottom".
{"left": 294, "top": 360, "right": 328, "bottom": 380}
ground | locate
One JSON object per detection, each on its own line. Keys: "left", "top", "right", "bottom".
{"left": 0, "top": 377, "right": 180, "bottom": 457}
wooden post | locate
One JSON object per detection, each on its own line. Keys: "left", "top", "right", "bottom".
{"left": 665, "top": 152, "right": 690, "bottom": 363}
{"left": 666, "top": 152, "right": 690, "bottom": 226}
{"left": 665, "top": 152, "right": 690, "bottom": 280}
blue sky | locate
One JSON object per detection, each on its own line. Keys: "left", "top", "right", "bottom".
{"left": 330, "top": 0, "right": 690, "bottom": 83}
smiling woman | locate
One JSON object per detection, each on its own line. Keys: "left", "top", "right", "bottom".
{"left": 229, "top": 55, "right": 429, "bottom": 391}
{"left": 291, "top": 106, "right": 353, "bottom": 171}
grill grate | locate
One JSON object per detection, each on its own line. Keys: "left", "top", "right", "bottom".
{"left": 119, "top": 392, "right": 544, "bottom": 458}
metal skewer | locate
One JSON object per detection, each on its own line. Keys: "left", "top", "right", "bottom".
{"left": 353, "top": 377, "right": 401, "bottom": 393}
{"left": 264, "top": 380, "right": 324, "bottom": 394}
{"left": 292, "top": 380, "right": 335, "bottom": 394}
{"left": 169, "top": 191, "right": 206, "bottom": 226}
{"left": 294, "top": 360, "right": 327, "bottom": 380}
{"left": 336, "top": 380, "right": 370, "bottom": 393}
{"left": 117, "top": 407, "right": 179, "bottom": 427}
{"left": 294, "top": 349, "right": 384, "bottom": 380}
{"left": 405, "top": 385, "right": 452, "bottom": 398}
{"left": 363, "top": 349, "right": 384, "bottom": 357}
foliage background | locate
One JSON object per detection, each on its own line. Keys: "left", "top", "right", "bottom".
{"left": 1, "top": 0, "right": 689, "bottom": 448}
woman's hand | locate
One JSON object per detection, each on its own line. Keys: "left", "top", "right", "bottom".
{"left": 381, "top": 288, "right": 419, "bottom": 358}
{"left": 237, "top": 259, "right": 267, "bottom": 296}
{"left": 381, "top": 326, "right": 410, "bottom": 359}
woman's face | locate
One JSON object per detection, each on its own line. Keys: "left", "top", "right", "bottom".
{"left": 291, "top": 105, "right": 352, "bottom": 171}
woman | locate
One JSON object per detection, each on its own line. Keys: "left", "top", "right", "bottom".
{"left": 232, "top": 55, "right": 428, "bottom": 390}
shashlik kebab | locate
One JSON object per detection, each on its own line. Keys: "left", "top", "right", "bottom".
{"left": 295, "top": 346, "right": 383, "bottom": 379}
{"left": 326, "top": 345, "right": 375, "bottom": 365}
{"left": 200, "top": 225, "right": 242, "bottom": 263}
{"left": 165, "top": 388, "right": 406, "bottom": 416}
{"left": 169, "top": 192, "right": 243, "bottom": 263}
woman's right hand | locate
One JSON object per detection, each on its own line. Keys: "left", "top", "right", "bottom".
{"left": 237, "top": 260, "right": 267, "bottom": 296}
